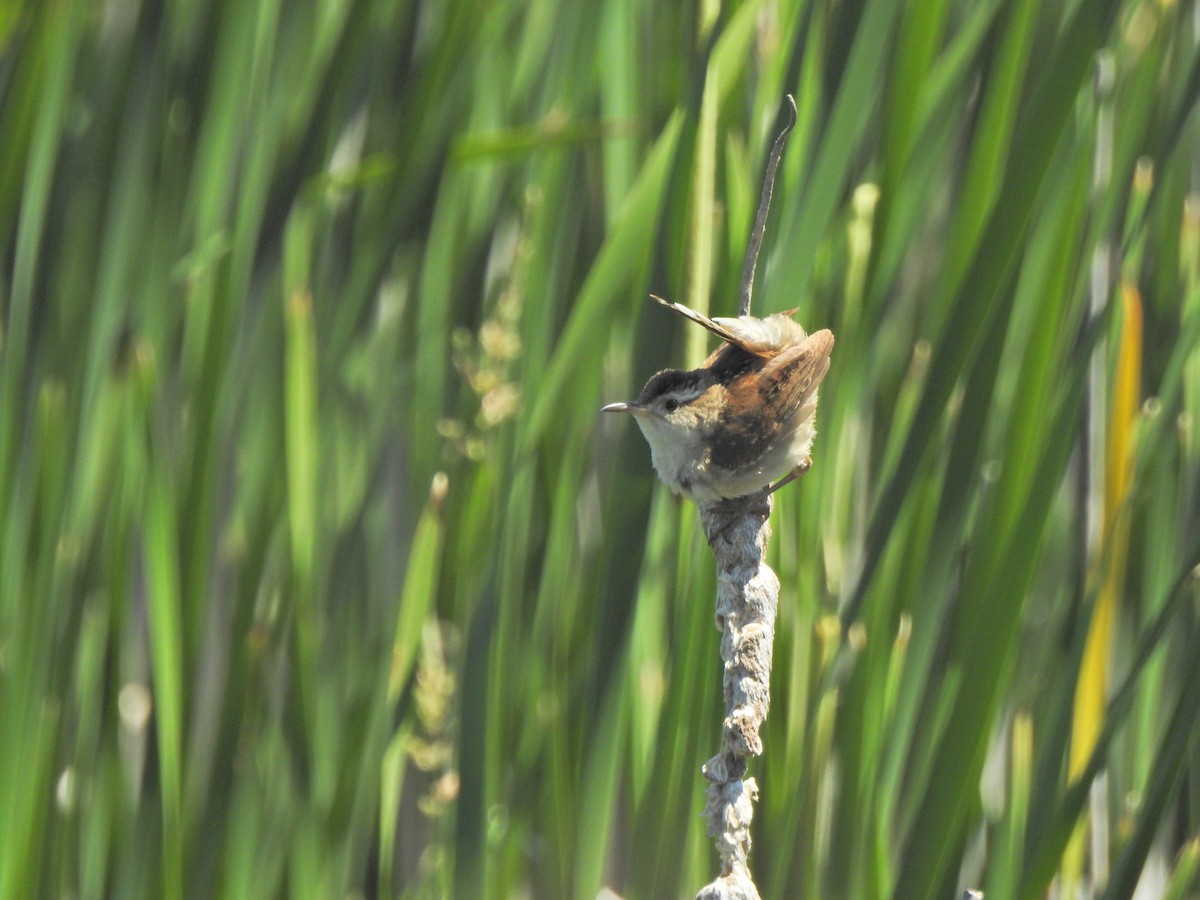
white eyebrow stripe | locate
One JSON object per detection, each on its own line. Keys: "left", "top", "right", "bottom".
{"left": 667, "top": 383, "right": 707, "bottom": 404}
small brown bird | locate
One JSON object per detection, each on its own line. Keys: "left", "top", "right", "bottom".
{"left": 602, "top": 296, "right": 833, "bottom": 503}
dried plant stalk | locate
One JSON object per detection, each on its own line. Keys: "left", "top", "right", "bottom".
{"left": 694, "top": 489, "right": 777, "bottom": 900}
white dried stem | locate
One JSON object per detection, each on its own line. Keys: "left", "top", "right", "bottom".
{"left": 694, "top": 488, "right": 778, "bottom": 900}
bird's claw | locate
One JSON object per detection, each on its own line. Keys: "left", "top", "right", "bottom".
{"left": 767, "top": 456, "right": 812, "bottom": 495}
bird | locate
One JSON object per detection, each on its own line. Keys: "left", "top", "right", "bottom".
{"left": 602, "top": 295, "right": 833, "bottom": 503}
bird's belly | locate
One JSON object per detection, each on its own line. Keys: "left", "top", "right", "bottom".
{"left": 643, "top": 413, "right": 817, "bottom": 502}
{"left": 701, "top": 418, "right": 817, "bottom": 500}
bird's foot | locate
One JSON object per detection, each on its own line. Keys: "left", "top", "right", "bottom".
{"left": 767, "top": 456, "right": 812, "bottom": 495}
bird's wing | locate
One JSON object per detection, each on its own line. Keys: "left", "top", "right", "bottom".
{"left": 756, "top": 328, "right": 834, "bottom": 422}
{"left": 708, "top": 329, "right": 834, "bottom": 472}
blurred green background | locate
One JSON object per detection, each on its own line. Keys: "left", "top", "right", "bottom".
{"left": 2, "top": 0, "right": 1200, "bottom": 897}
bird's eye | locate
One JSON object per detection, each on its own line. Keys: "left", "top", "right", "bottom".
{"left": 664, "top": 398, "right": 680, "bottom": 413}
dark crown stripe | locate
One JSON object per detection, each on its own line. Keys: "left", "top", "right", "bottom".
{"left": 637, "top": 368, "right": 706, "bottom": 404}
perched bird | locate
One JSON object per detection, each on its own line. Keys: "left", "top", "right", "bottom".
{"left": 603, "top": 296, "right": 833, "bottom": 503}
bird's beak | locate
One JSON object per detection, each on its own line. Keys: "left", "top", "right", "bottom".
{"left": 601, "top": 401, "right": 643, "bottom": 414}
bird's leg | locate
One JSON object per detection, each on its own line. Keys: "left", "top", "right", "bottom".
{"left": 767, "top": 456, "right": 812, "bottom": 495}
